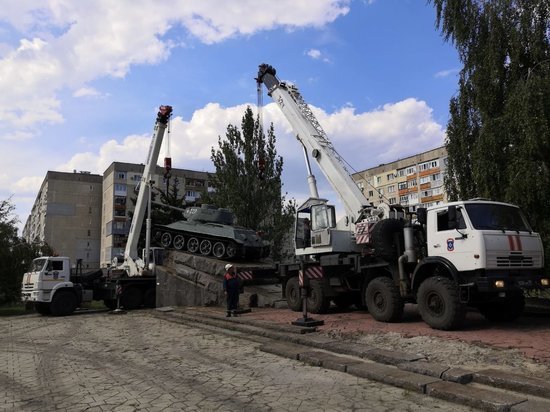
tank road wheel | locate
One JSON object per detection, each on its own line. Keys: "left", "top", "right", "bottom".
{"left": 417, "top": 277, "right": 466, "bottom": 330}
{"left": 50, "top": 290, "right": 77, "bottom": 316}
{"left": 187, "top": 237, "right": 199, "bottom": 253}
{"left": 307, "top": 280, "right": 330, "bottom": 314}
{"left": 365, "top": 277, "right": 404, "bottom": 322}
{"left": 160, "top": 232, "right": 172, "bottom": 248}
{"left": 225, "top": 242, "right": 238, "bottom": 259}
{"left": 285, "top": 277, "right": 302, "bottom": 311}
{"left": 212, "top": 242, "right": 226, "bottom": 259}
{"left": 173, "top": 235, "right": 185, "bottom": 250}
{"left": 199, "top": 239, "right": 212, "bottom": 256}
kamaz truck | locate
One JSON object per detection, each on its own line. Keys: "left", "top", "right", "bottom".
{"left": 256, "top": 64, "right": 549, "bottom": 330}
{"left": 21, "top": 106, "right": 172, "bottom": 315}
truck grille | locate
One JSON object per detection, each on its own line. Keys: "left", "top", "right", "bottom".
{"left": 495, "top": 254, "right": 534, "bottom": 267}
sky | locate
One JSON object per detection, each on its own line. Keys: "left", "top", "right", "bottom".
{"left": 0, "top": 0, "right": 461, "bottom": 234}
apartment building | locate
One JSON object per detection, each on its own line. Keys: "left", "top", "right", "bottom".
{"left": 352, "top": 146, "right": 448, "bottom": 212}
{"left": 100, "top": 162, "right": 211, "bottom": 266}
{"left": 23, "top": 171, "right": 103, "bottom": 269}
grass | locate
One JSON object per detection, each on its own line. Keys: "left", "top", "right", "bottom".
{"left": 0, "top": 303, "right": 31, "bottom": 317}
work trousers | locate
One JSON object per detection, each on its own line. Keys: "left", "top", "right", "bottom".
{"left": 226, "top": 291, "right": 239, "bottom": 311}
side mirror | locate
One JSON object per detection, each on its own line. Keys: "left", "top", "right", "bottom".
{"left": 448, "top": 205, "right": 457, "bottom": 230}
{"left": 416, "top": 207, "right": 427, "bottom": 225}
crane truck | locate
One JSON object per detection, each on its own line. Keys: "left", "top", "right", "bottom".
{"left": 20, "top": 105, "right": 173, "bottom": 316}
{"left": 256, "top": 64, "right": 549, "bottom": 330}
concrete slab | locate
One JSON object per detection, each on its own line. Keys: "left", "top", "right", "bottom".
{"left": 347, "top": 363, "right": 440, "bottom": 393}
{"left": 363, "top": 348, "right": 426, "bottom": 365}
{"left": 297, "top": 351, "right": 363, "bottom": 372}
{"left": 426, "top": 380, "right": 527, "bottom": 412}
{"left": 441, "top": 367, "right": 473, "bottom": 384}
{"left": 474, "top": 369, "right": 550, "bottom": 398}
{"left": 397, "top": 360, "right": 449, "bottom": 378}
{"left": 510, "top": 398, "right": 550, "bottom": 412}
{"left": 259, "top": 342, "right": 309, "bottom": 360}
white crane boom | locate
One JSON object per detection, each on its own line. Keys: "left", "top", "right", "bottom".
{"left": 256, "top": 64, "right": 369, "bottom": 223}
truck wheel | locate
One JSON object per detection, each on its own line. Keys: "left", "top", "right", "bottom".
{"left": 50, "top": 290, "right": 77, "bottom": 316}
{"left": 144, "top": 288, "right": 156, "bottom": 308}
{"left": 103, "top": 299, "right": 118, "bottom": 310}
{"left": 417, "top": 277, "right": 466, "bottom": 330}
{"left": 365, "top": 277, "right": 403, "bottom": 322}
{"left": 120, "top": 287, "right": 143, "bottom": 310}
{"left": 370, "top": 219, "right": 404, "bottom": 260}
{"left": 478, "top": 290, "right": 525, "bottom": 322}
{"left": 307, "top": 280, "right": 330, "bottom": 314}
{"left": 34, "top": 302, "right": 51, "bottom": 315}
{"left": 285, "top": 277, "right": 302, "bottom": 311}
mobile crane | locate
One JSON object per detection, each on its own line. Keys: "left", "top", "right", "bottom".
{"left": 257, "top": 64, "right": 549, "bottom": 330}
{"left": 21, "top": 106, "right": 173, "bottom": 315}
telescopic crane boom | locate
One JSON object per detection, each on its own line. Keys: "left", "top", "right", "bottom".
{"left": 256, "top": 64, "right": 371, "bottom": 223}
{"left": 123, "top": 105, "right": 172, "bottom": 276}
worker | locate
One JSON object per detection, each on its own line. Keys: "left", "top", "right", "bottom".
{"left": 223, "top": 263, "right": 240, "bottom": 317}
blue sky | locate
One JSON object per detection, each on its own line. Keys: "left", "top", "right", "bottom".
{"left": 0, "top": 0, "right": 460, "bottom": 234}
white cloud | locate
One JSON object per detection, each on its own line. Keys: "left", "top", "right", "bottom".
{"left": 306, "top": 48, "right": 331, "bottom": 63}
{"left": 73, "top": 87, "right": 109, "bottom": 99}
{"left": 434, "top": 68, "right": 460, "bottom": 78}
{"left": 0, "top": 0, "right": 350, "bottom": 138}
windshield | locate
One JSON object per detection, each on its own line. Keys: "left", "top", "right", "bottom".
{"left": 31, "top": 258, "right": 47, "bottom": 272}
{"left": 464, "top": 203, "right": 532, "bottom": 232}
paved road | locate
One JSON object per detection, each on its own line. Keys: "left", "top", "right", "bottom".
{"left": 1, "top": 311, "right": 478, "bottom": 411}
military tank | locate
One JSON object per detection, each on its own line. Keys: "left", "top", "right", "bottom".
{"left": 153, "top": 204, "right": 270, "bottom": 260}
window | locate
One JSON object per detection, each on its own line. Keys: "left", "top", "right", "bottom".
{"left": 431, "top": 160, "right": 439, "bottom": 168}
{"left": 378, "top": 188, "right": 384, "bottom": 196}
{"left": 406, "top": 166, "right": 416, "bottom": 175}
{"left": 368, "top": 190, "right": 374, "bottom": 197}
{"left": 132, "top": 174, "right": 142, "bottom": 181}
{"left": 431, "top": 173, "right": 441, "bottom": 182}
{"left": 398, "top": 169, "right": 406, "bottom": 177}
{"left": 398, "top": 182, "right": 408, "bottom": 190}
{"left": 389, "top": 197, "right": 396, "bottom": 204}
{"left": 47, "top": 260, "right": 64, "bottom": 271}
{"left": 420, "top": 176, "right": 430, "bottom": 185}
{"left": 388, "top": 185, "right": 395, "bottom": 193}
{"left": 408, "top": 179, "right": 417, "bottom": 188}
{"left": 437, "top": 209, "right": 466, "bottom": 231}
{"left": 117, "top": 172, "right": 126, "bottom": 179}
{"left": 87, "top": 230, "right": 91, "bottom": 237}
{"left": 400, "top": 195, "right": 409, "bottom": 203}
{"left": 376, "top": 176, "right": 382, "bottom": 184}
{"left": 422, "top": 189, "right": 433, "bottom": 197}
{"left": 386, "top": 173, "right": 395, "bottom": 181}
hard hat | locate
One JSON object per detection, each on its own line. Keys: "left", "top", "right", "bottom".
{"left": 225, "top": 264, "right": 233, "bottom": 271}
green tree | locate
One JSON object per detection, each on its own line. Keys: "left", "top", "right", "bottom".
{"left": 0, "top": 198, "right": 54, "bottom": 305}
{"left": 431, "top": 0, "right": 550, "bottom": 262}
{"left": 205, "top": 106, "right": 295, "bottom": 260}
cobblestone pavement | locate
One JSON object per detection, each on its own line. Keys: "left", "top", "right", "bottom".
{"left": 1, "top": 312, "right": 478, "bottom": 411}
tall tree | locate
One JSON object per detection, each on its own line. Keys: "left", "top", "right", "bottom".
{"left": 0, "top": 198, "right": 54, "bottom": 305}
{"left": 431, "top": 0, "right": 550, "bottom": 260}
{"left": 206, "top": 107, "right": 295, "bottom": 260}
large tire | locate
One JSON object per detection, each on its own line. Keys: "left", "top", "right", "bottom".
{"left": 143, "top": 288, "right": 156, "bottom": 308}
{"left": 365, "top": 277, "right": 404, "bottom": 322}
{"left": 285, "top": 277, "right": 302, "bottom": 311}
{"left": 50, "top": 290, "right": 77, "bottom": 316}
{"left": 307, "top": 280, "right": 330, "bottom": 314}
{"left": 370, "top": 219, "right": 404, "bottom": 260}
{"left": 34, "top": 302, "right": 51, "bottom": 315}
{"left": 120, "top": 286, "right": 143, "bottom": 310}
{"left": 417, "top": 277, "right": 466, "bottom": 330}
{"left": 478, "top": 290, "right": 525, "bottom": 322}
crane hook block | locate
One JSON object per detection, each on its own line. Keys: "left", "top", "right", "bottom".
{"left": 157, "top": 105, "right": 173, "bottom": 125}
